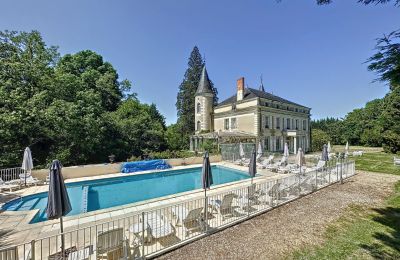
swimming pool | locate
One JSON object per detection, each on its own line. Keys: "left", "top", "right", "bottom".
{"left": 2, "top": 166, "right": 250, "bottom": 223}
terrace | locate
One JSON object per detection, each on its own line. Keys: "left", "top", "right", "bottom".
{"left": 0, "top": 154, "right": 355, "bottom": 259}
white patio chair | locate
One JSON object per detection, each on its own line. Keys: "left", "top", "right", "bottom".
{"left": 209, "top": 193, "right": 236, "bottom": 220}
{"left": 96, "top": 227, "right": 131, "bottom": 260}
{"left": 172, "top": 206, "right": 204, "bottom": 237}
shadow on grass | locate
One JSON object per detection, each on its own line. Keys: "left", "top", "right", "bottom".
{"left": 360, "top": 206, "right": 400, "bottom": 259}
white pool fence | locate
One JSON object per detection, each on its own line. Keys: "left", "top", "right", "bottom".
{"left": 0, "top": 161, "right": 355, "bottom": 260}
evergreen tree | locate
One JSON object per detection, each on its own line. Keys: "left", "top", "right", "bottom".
{"left": 175, "top": 46, "right": 217, "bottom": 148}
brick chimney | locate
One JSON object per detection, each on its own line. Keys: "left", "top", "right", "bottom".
{"left": 237, "top": 77, "right": 244, "bottom": 101}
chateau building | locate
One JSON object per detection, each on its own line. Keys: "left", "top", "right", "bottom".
{"left": 190, "top": 66, "right": 311, "bottom": 154}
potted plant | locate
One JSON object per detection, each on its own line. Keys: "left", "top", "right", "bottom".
{"left": 108, "top": 154, "right": 116, "bottom": 164}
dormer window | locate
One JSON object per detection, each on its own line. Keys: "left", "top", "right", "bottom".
{"left": 232, "top": 103, "right": 236, "bottom": 111}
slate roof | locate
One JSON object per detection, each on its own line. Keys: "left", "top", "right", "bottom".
{"left": 196, "top": 66, "right": 213, "bottom": 95}
{"left": 216, "top": 88, "right": 309, "bottom": 109}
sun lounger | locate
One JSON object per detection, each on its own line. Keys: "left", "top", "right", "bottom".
{"left": 172, "top": 206, "right": 204, "bottom": 237}
{"left": 0, "top": 177, "right": 20, "bottom": 192}
{"left": 19, "top": 174, "right": 41, "bottom": 186}
{"left": 257, "top": 155, "right": 274, "bottom": 169}
{"left": 309, "top": 160, "right": 326, "bottom": 172}
{"left": 234, "top": 158, "right": 250, "bottom": 166}
{"left": 209, "top": 193, "right": 236, "bottom": 220}
{"left": 394, "top": 157, "right": 400, "bottom": 166}
{"left": 236, "top": 184, "right": 265, "bottom": 209}
{"left": 352, "top": 151, "right": 364, "bottom": 156}
{"left": 142, "top": 212, "right": 175, "bottom": 240}
{"left": 267, "top": 156, "right": 287, "bottom": 170}
{"left": 96, "top": 227, "right": 131, "bottom": 260}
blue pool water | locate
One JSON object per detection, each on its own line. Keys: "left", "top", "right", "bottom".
{"left": 2, "top": 166, "right": 250, "bottom": 223}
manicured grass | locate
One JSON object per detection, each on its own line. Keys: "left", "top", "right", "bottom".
{"left": 291, "top": 182, "right": 400, "bottom": 259}
{"left": 352, "top": 152, "right": 400, "bottom": 175}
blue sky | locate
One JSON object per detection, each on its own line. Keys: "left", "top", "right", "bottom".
{"left": 1, "top": 1, "right": 399, "bottom": 125}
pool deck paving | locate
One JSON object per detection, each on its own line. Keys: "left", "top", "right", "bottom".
{"left": 0, "top": 162, "right": 283, "bottom": 249}
{"left": 157, "top": 171, "right": 400, "bottom": 260}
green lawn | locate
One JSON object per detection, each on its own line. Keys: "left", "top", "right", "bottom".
{"left": 291, "top": 182, "right": 400, "bottom": 259}
{"left": 352, "top": 152, "right": 400, "bottom": 175}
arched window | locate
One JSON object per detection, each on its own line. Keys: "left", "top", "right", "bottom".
{"left": 197, "top": 103, "right": 201, "bottom": 114}
{"left": 197, "top": 121, "right": 201, "bottom": 131}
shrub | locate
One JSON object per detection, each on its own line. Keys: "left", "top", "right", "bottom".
{"left": 311, "top": 129, "right": 330, "bottom": 152}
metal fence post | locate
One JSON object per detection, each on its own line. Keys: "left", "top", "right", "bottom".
{"left": 205, "top": 195, "right": 208, "bottom": 233}
{"left": 340, "top": 158, "right": 343, "bottom": 184}
{"left": 297, "top": 174, "right": 301, "bottom": 196}
{"left": 328, "top": 166, "right": 331, "bottom": 184}
{"left": 31, "top": 240, "right": 35, "bottom": 260}
{"left": 315, "top": 171, "right": 318, "bottom": 190}
{"left": 141, "top": 212, "right": 145, "bottom": 258}
{"left": 247, "top": 185, "right": 250, "bottom": 217}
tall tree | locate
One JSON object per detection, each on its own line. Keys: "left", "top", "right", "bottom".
{"left": 368, "top": 31, "right": 400, "bottom": 152}
{"left": 0, "top": 30, "right": 59, "bottom": 166}
{"left": 175, "top": 46, "right": 218, "bottom": 148}
{"left": 0, "top": 30, "right": 170, "bottom": 167}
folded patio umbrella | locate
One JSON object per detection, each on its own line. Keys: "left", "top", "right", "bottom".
{"left": 256, "top": 142, "right": 263, "bottom": 160}
{"left": 283, "top": 142, "right": 290, "bottom": 158}
{"left": 327, "top": 142, "right": 331, "bottom": 154}
{"left": 21, "top": 147, "right": 33, "bottom": 186}
{"left": 345, "top": 141, "right": 349, "bottom": 155}
{"left": 322, "top": 144, "right": 329, "bottom": 162}
{"left": 296, "top": 148, "right": 306, "bottom": 173}
{"left": 239, "top": 142, "right": 245, "bottom": 158}
{"left": 46, "top": 160, "right": 72, "bottom": 256}
{"left": 249, "top": 150, "right": 257, "bottom": 184}
{"left": 202, "top": 151, "right": 213, "bottom": 196}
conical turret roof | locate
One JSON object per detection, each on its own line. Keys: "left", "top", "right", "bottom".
{"left": 196, "top": 66, "right": 213, "bottom": 95}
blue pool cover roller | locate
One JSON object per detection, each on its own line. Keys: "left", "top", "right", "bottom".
{"left": 121, "top": 159, "right": 171, "bottom": 173}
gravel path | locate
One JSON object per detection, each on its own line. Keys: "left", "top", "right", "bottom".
{"left": 157, "top": 171, "right": 400, "bottom": 260}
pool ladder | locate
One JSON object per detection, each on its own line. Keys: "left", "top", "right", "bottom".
{"left": 81, "top": 186, "right": 89, "bottom": 213}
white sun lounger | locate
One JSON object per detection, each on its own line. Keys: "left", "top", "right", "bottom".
{"left": 257, "top": 155, "right": 274, "bottom": 169}
{"left": 309, "top": 160, "right": 326, "bottom": 172}
{"left": 0, "top": 177, "right": 20, "bottom": 192}
{"left": 19, "top": 174, "right": 41, "bottom": 186}
{"left": 144, "top": 212, "right": 175, "bottom": 239}
{"left": 394, "top": 157, "right": 400, "bottom": 166}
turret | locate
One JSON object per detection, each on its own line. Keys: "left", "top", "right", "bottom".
{"left": 195, "top": 66, "right": 214, "bottom": 133}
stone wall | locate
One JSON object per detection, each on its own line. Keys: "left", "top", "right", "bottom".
{"left": 32, "top": 155, "right": 222, "bottom": 180}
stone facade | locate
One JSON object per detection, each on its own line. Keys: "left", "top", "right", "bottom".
{"left": 191, "top": 67, "right": 311, "bottom": 153}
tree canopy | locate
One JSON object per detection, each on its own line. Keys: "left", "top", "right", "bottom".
{"left": 0, "top": 30, "right": 168, "bottom": 167}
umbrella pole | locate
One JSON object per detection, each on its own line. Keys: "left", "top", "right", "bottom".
{"left": 204, "top": 188, "right": 208, "bottom": 232}
{"left": 24, "top": 170, "right": 27, "bottom": 187}
{"left": 60, "top": 216, "right": 65, "bottom": 257}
